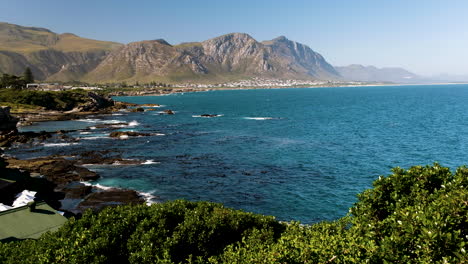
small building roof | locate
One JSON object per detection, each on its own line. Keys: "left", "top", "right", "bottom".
{"left": 0, "top": 201, "right": 67, "bottom": 242}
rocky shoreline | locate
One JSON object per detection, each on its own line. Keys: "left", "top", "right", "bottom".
{"left": 0, "top": 94, "right": 154, "bottom": 217}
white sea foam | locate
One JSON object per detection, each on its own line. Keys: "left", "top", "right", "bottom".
{"left": 79, "top": 136, "right": 108, "bottom": 140}
{"left": 89, "top": 126, "right": 97, "bottom": 130}
{"left": 139, "top": 191, "right": 159, "bottom": 206}
{"left": 102, "top": 120, "right": 124, "bottom": 124}
{"left": 119, "top": 135, "right": 129, "bottom": 139}
{"left": 111, "top": 159, "right": 137, "bottom": 165}
{"left": 111, "top": 121, "right": 139, "bottom": 128}
{"left": 43, "top": 142, "right": 79, "bottom": 147}
{"left": 112, "top": 113, "right": 124, "bottom": 116}
{"left": 76, "top": 118, "right": 101, "bottom": 123}
{"left": 128, "top": 120, "right": 140, "bottom": 127}
{"left": 111, "top": 124, "right": 127, "bottom": 128}
{"left": 155, "top": 133, "right": 165, "bottom": 136}
{"left": 80, "top": 131, "right": 92, "bottom": 135}
{"left": 77, "top": 119, "right": 123, "bottom": 124}
{"left": 81, "top": 182, "right": 114, "bottom": 190}
{"left": 144, "top": 105, "right": 164, "bottom": 108}
{"left": 244, "top": 117, "right": 275, "bottom": 120}
{"left": 192, "top": 114, "right": 224, "bottom": 118}
{"left": 142, "top": 160, "right": 160, "bottom": 165}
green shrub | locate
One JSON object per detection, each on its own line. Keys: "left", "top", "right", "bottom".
{"left": 0, "top": 200, "right": 284, "bottom": 263}
{"left": 349, "top": 163, "right": 468, "bottom": 263}
{"left": 0, "top": 90, "right": 88, "bottom": 110}
{"left": 0, "top": 164, "right": 466, "bottom": 263}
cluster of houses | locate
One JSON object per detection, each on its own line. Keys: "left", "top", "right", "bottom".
{"left": 25, "top": 83, "right": 102, "bottom": 91}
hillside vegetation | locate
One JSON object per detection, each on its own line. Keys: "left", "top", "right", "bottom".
{"left": 0, "top": 22, "right": 121, "bottom": 81}
{"left": 0, "top": 89, "right": 90, "bottom": 111}
{"left": 0, "top": 163, "right": 466, "bottom": 263}
{"left": 0, "top": 23, "right": 121, "bottom": 53}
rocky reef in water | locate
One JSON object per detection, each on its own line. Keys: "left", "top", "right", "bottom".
{"left": 0, "top": 98, "right": 149, "bottom": 217}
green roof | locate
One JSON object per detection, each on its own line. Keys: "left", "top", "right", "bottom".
{"left": 0, "top": 202, "right": 67, "bottom": 241}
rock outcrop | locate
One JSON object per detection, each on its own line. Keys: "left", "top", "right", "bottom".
{"left": 200, "top": 114, "right": 220, "bottom": 118}
{"left": 109, "top": 131, "right": 151, "bottom": 138}
{"left": 6, "top": 157, "right": 99, "bottom": 185}
{"left": 162, "top": 109, "right": 175, "bottom": 115}
{"left": 75, "top": 189, "right": 144, "bottom": 213}
{"left": 75, "top": 92, "right": 114, "bottom": 112}
{"left": 0, "top": 131, "right": 52, "bottom": 148}
{"left": 0, "top": 107, "right": 19, "bottom": 133}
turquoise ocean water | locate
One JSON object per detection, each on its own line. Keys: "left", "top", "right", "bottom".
{"left": 11, "top": 84, "right": 468, "bottom": 223}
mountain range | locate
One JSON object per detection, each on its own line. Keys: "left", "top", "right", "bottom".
{"left": 0, "top": 22, "right": 432, "bottom": 84}
{"left": 335, "top": 64, "right": 420, "bottom": 83}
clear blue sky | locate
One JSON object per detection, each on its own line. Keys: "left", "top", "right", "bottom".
{"left": 1, "top": 0, "right": 467, "bottom": 76}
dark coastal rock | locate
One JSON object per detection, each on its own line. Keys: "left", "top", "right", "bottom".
{"left": 61, "top": 182, "right": 93, "bottom": 199}
{"left": 0, "top": 131, "right": 52, "bottom": 148}
{"left": 0, "top": 130, "right": 19, "bottom": 148}
{"left": 75, "top": 150, "right": 120, "bottom": 165}
{"left": 76, "top": 189, "right": 144, "bottom": 213}
{"left": 74, "top": 150, "right": 142, "bottom": 165}
{"left": 76, "top": 92, "right": 114, "bottom": 112}
{"left": 163, "top": 109, "right": 175, "bottom": 115}
{"left": 0, "top": 106, "right": 19, "bottom": 133}
{"left": 140, "top": 103, "right": 161, "bottom": 107}
{"left": 0, "top": 157, "right": 29, "bottom": 205}
{"left": 6, "top": 157, "right": 99, "bottom": 185}
{"left": 112, "top": 101, "right": 138, "bottom": 110}
{"left": 130, "top": 107, "right": 145, "bottom": 112}
{"left": 109, "top": 131, "right": 151, "bottom": 138}
{"left": 201, "top": 114, "right": 219, "bottom": 118}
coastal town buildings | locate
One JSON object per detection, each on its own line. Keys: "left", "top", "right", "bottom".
{"left": 26, "top": 83, "right": 102, "bottom": 91}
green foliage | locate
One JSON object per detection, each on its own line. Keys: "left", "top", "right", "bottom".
{"left": 23, "top": 67, "right": 34, "bottom": 84}
{"left": 0, "top": 73, "right": 26, "bottom": 89}
{"left": 0, "top": 200, "right": 284, "bottom": 263}
{"left": 0, "top": 164, "right": 467, "bottom": 263}
{"left": 349, "top": 163, "right": 468, "bottom": 263}
{"left": 0, "top": 89, "right": 88, "bottom": 110}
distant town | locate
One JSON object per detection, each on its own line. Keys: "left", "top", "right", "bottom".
{"left": 22, "top": 78, "right": 372, "bottom": 92}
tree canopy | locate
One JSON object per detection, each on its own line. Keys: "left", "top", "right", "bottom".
{"left": 23, "top": 67, "right": 34, "bottom": 84}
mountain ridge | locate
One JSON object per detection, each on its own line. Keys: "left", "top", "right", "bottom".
{"left": 84, "top": 32, "right": 342, "bottom": 83}
{"left": 0, "top": 22, "right": 122, "bottom": 81}
{"left": 335, "top": 64, "right": 420, "bottom": 83}
{"left": 0, "top": 23, "right": 342, "bottom": 83}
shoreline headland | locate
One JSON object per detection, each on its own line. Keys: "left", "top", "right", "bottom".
{"left": 0, "top": 94, "right": 155, "bottom": 217}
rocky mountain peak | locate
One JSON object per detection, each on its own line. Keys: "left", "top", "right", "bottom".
{"left": 0, "top": 22, "right": 342, "bottom": 83}
{"left": 209, "top": 32, "right": 255, "bottom": 42}
{"left": 271, "top": 36, "right": 289, "bottom": 42}
{"left": 152, "top": 39, "right": 172, "bottom": 46}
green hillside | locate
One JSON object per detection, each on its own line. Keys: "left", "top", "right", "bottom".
{"left": 0, "top": 22, "right": 122, "bottom": 81}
